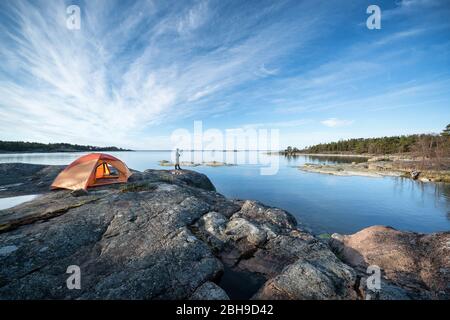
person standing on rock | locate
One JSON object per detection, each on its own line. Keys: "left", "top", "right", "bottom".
{"left": 175, "top": 148, "right": 182, "bottom": 170}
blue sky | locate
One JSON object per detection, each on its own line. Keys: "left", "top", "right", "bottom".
{"left": 0, "top": 0, "right": 449, "bottom": 149}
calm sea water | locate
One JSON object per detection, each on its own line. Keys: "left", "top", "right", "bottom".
{"left": 0, "top": 151, "right": 449, "bottom": 235}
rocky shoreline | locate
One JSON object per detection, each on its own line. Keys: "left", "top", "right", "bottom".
{"left": 0, "top": 163, "right": 448, "bottom": 299}
{"left": 300, "top": 156, "right": 450, "bottom": 183}
{"left": 158, "top": 160, "right": 235, "bottom": 167}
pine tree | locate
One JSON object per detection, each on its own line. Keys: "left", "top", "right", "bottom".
{"left": 441, "top": 124, "right": 450, "bottom": 137}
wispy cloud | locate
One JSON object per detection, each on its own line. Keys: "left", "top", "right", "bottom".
{"left": 0, "top": 0, "right": 325, "bottom": 148}
{"left": 321, "top": 118, "right": 353, "bottom": 128}
{"left": 0, "top": 0, "right": 449, "bottom": 149}
{"left": 372, "top": 28, "right": 426, "bottom": 46}
{"left": 255, "top": 64, "right": 279, "bottom": 78}
{"left": 383, "top": 0, "right": 442, "bottom": 20}
{"left": 243, "top": 119, "right": 311, "bottom": 130}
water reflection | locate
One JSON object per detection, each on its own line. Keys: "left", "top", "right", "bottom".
{"left": 0, "top": 152, "right": 89, "bottom": 166}
{"left": 0, "top": 194, "right": 39, "bottom": 210}
{"left": 283, "top": 153, "right": 300, "bottom": 164}
{"left": 435, "top": 183, "right": 450, "bottom": 221}
{"left": 302, "top": 155, "right": 369, "bottom": 164}
{"left": 391, "top": 177, "right": 450, "bottom": 220}
{"left": 435, "top": 182, "right": 450, "bottom": 200}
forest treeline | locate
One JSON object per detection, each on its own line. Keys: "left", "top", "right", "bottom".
{"left": 0, "top": 141, "right": 131, "bottom": 153}
{"left": 284, "top": 124, "right": 450, "bottom": 157}
{"left": 303, "top": 135, "right": 421, "bottom": 154}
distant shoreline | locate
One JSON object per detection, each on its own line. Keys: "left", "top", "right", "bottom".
{"left": 299, "top": 161, "right": 450, "bottom": 183}
{"left": 0, "top": 150, "right": 274, "bottom": 154}
{"left": 299, "top": 153, "right": 371, "bottom": 158}
{"left": 268, "top": 151, "right": 372, "bottom": 158}
{"left": 0, "top": 150, "right": 134, "bottom": 154}
{"left": 0, "top": 140, "right": 132, "bottom": 154}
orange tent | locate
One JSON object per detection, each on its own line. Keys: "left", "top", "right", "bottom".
{"left": 51, "top": 153, "right": 132, "bottom": 190}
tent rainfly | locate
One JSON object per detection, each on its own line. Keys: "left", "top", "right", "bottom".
{"left": 51, "top": 153, "right": 132, "bottom": 191}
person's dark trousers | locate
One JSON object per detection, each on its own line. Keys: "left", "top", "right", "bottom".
{"left": 175, "top": 164, "right": 181, "bottom": 170}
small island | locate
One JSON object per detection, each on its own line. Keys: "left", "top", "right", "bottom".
{"left": 158, "top": 160, "right": 235, "bottom": 167}
{"left": 279, "top": 125, "right": 450, "bottom": 183}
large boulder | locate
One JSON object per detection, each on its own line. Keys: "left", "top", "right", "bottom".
{"left": 193, "top": 200, "right": 359, "bottom": 300}
{"left": 254, "top": 258, "right": 357, "bottom": 300}
{"left": 189, "top": 281, "right": 229, "bottom": 300}
{"left": 330, "top": 225, "right": 450, "bottom": 299}
{"left": 0, "top": 163, "right": 65, "bottom": 197}
{"left": 0, "top": 167, "right": 225, "bottom": 299}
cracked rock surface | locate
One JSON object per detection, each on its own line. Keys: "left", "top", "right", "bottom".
{"left": 0, "top": 163, "right": 448, "bottom": 299}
